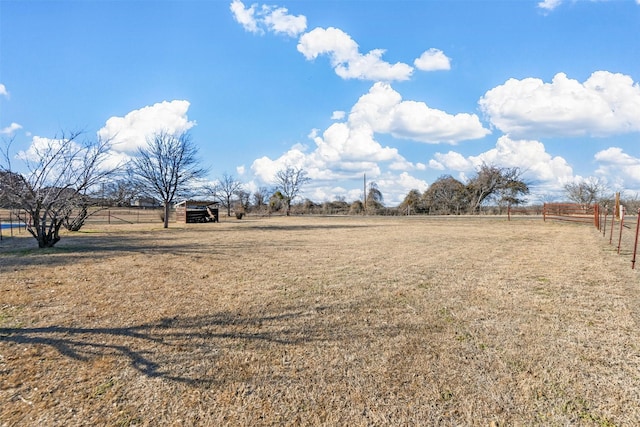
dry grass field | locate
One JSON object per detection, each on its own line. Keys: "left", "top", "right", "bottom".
{"left": 1, "top": 215, "right": 639, "bottom": 426}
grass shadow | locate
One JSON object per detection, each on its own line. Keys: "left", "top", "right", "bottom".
{"left": 0, "top": 310, "right": 324, "bottom": 386}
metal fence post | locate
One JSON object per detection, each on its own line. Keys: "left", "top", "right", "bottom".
{"left": 632, "top": 209, "right": 640, "bottom": 270}
{"left": 609, "top": 210, "right": 615, "bottom": 245}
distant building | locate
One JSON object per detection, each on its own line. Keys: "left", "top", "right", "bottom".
{"left": 131, "top": 197, "right": 160, "bottom": 208}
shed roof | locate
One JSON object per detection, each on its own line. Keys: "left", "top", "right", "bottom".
{"left": 175, "top": 200, "right": 219, "bottom": 208}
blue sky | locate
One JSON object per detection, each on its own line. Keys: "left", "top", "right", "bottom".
{"left": 1, "top": 0, "right": 639, "bottom": 205}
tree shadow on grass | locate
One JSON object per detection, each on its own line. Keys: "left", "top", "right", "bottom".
{"left": 0, "top": 222, "right": 370, "bottom": 269}
{"left": 0, "top": 310, "right": 323, "bottom": 386}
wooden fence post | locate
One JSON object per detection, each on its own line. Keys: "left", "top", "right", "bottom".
{"left": 617, "top": 206, "right": 626, "bottom": 255}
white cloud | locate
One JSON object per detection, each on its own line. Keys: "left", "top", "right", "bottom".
{"left": 428, "top": 159, "right": 445, "bottom": 170}
{"left": 231, "top": 3, "right": 424, "bottom": 82}
{"left": 250, "top": 104, "right": 418, "bottom": 201}
{"left": 595, "top": 146, "right": 638, "bottom": 165}
{"left": 358, "top": 171, "right": 428, "bottom": 205}
{"left": 230, "top": 0, "right": 306, "bottom": 37}
{"left": 250, "top": 81, "right": 491, "bottom": 203}
{"left": 432, "top": 151, "right": 474, "bottom": 171}
{"left": 538, "top": 0, "right": 563, "bottom": 11}
{"left": 102, "top": 149, "right": 133, "bottom": 171}
{"left": 397, "top": 171, "right": 428, "bottom": 192}
{"left": 251, "top": 144, "right": 309, "bottom": 183}
{"left": 432, "top": 136, "right": 575, "bottom": 195}
{"left": 431, "top": 140, "right": 640, "bottom": 200}
{"left": 18, "top": 134, "right": 128, "bottom": 173}
{"left": 0, "top": 122, "right": 22, "bottom": 136}
{"left": 352, "top": 82, "right": 490, "bottom": 144}
{"left": 17, "top": 136, "right": 60, "bottom": 162}
{"left": 0, "top": 83, "right": 8, "bottom": 98}
{"left": 539, "top": 0, "right": 640, "bottom": 11}
{"left": 230, "top": 0, "right": 260, "bottom": 33}
{"left": 479, "top": 71, "right": 640, "bottom": 138}
{"left": 414, "top": 48, "right": 451, "bottom": 71}
{"left": 297, "top": 27, "right": 413, "bottom": 81}
{"left": 471, "top": 136, "right": 574, "bottom": 183}
{"left": 594, "top": 147, "right": 640, "bottom": 187}
{"left": 263, "top": 5, "right": 307, "bottom": 37}
{"left": 331, "top": 110, "right": 345, "bottom": 120}
{"left": 97, "top": 100, "right": 195, "bottom": 153}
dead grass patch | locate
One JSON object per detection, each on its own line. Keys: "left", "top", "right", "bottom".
{"left": 1, "top": 216, "right": 639, "bottom": 426}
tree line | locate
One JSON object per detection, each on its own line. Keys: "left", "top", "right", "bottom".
{"left": 2, "top": 128, "right": 633, "bottom": 249}
{"left": 0, "top": 130, "right": 313, "bottom": 248}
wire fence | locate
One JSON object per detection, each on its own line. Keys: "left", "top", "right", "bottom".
{"left": 4, "top": 205, "right": 640, "bottom": 269}
{"left": 0, "top": 207, "right": 167, "bottom": 242}
{"left": 0, "top": 210, "right": 28, "bottom": 240}
{"left": 600, "top": 207, "right": 640, "bottom": 269}
{"left": 529, "top": 203, "right": 640, "bottom": 270}
{"left": 80, "top": 207, "right": 166, "bottom": 225}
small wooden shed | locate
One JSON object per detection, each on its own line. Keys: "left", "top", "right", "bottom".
{"left": 174, "top": 200, "right": 219, "bottom": 223}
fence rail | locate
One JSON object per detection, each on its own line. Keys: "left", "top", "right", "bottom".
{"left": 538, "top": 203, "right": 639, "bottom": 270}
{"left": 80, "top": 207, "right": 166, "bottom": 225}
{"left": 542, "top": 202, "right": 601, "bottom": 228}
{"left": 0, "top": 210, "right": 28, "bottom": 240}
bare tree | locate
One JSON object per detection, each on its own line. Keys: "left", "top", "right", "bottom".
{"left": 564, "top": 179, "right": 606, "bottom": 208}
{"left": 273, "top": 166, "right": 311, "bottom": 216}
{"left": 235, "top": 189, "right": 251, "bottom": 213}
{"left": 61, "top": 175, "right": 141, "bottom": 232}
{"left": 252, "top": 186, "right": 270, "bottom": 212}
{"left": 101, "top": 176, "right": 140, "bottom": 207}
{"left": 0, "top": 132, "right": 116, "bottom": 247}
{"left": 496, "top": 170, "right": 530, "bottom": 212}
{"left": 214, "top": 173, "right": 243, "bottom": 217}
{"left": 130, "top": 131, "right": 207, "bottom": 228}
{"left": 466, "top": 164, "right": 528, "bottom": 214}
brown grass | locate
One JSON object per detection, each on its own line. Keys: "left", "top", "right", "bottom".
{"left": 1, "top": 215, "right": 639, "bottom": 426}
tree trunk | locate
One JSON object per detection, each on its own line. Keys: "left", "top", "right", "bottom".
{"left": 64, "top": 206, "right": 89, "bottom": 232}
{"left": 35, "top": 218, "right": 62, "bottom": 248}
{"left": 163, "top": 203, "right": 170, "bottom": 228}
